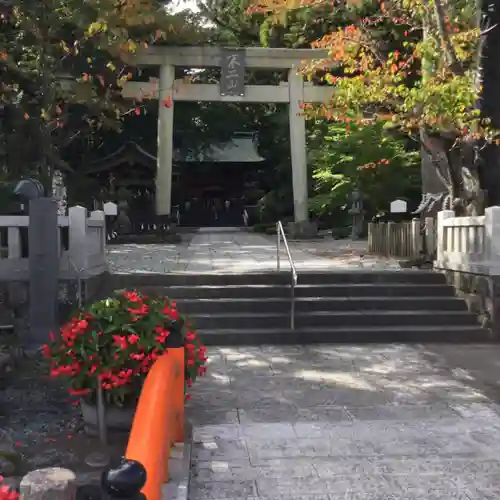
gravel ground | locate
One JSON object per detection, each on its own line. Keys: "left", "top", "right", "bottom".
{"left": 0, "top": 354, "right": 125, "bottom": 490}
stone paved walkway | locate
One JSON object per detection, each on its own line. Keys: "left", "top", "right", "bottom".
{"left": 187, "top": 344, "right": 500, "bottom": 499}
{"left": 107, "top": 230, "right": 400, "bottom": 274}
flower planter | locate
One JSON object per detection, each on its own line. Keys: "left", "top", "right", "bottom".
{"left": 44, "top": 289, "right": 208, "bottom": 429}
{"left": 80, "top": 399, "right": 136, "bottom": 436}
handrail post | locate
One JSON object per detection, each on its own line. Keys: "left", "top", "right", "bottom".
{"left": 276, "top": 222, "right": 281, "bottom": 271}
{"left": 276, "top": 220, "right": 297, "bottom": 331}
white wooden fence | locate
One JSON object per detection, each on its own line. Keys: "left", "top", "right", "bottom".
{"left": 0, "top": 205, "right": 107, "bottom": 277}
{"left": 434, "top": 206, "right": 500, "bottom": 274}
{"left": 368, "top": 218, "right": 436, "bottom": 259}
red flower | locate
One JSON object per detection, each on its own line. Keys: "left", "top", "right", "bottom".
{"left": 162, "top": 304, "right": 179, "bottom": 321}
{"left": 68, "top": 387, "right": 90, "bottom": 396}
{"left": 154, "top": 325, "right": 170, "bottom": 343}
{"left": 124, "top": 291, "right": 141, "bottom": 302}
{"left": 113, "top": 335, "right": 128, "bottom": 350}
{"left": 128, "top": 303, "right": 149, "bottom": 315}
{"left": 0, "top": 484, "right": 19, "bottom": 500}
{"left": 128, "top": 334, "right": 140, "bottom": 344}
{"left": 130, "top": 352, "right": 145, "bottom": 361}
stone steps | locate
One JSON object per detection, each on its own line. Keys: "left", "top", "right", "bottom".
{"left": 175, "top": 296, "right": 467, "bottom": 314}
{"left": 197, "top": 325, "right": 489, "bottom": 345}
{"left": 181, "top": 310, "right": 479, "bottom": 330}
{"left": 137, "top": 283, "right": 458, "bottom": 299}
{"left": 110, "top": 270, "right": 491, "bottom": 345}
{"left": 112, "top": 269, "right": 446, "bottom": 287}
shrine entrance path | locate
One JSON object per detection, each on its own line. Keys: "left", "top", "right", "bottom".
{"left": 106, "top": 229, "right": 400, "bottom": 274}
{"left": 187, "top": 344, "right": 500, "bottom": 500}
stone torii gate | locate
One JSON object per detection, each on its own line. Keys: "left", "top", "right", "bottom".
{"left": 122, "top": 46, "right": 332, "bottom": 233}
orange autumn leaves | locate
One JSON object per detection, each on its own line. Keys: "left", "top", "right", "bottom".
{"left": 134, "top": 96, "right": 171, "bottom": 116}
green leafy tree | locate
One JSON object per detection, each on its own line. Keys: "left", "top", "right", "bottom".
{"left": 309, "top": 121, "right": 420, "bottom": 223}
{"left": 251, "top": 0, "right": 500, "bottom": 214}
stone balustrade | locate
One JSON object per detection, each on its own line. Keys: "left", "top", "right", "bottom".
{"left": 435, "top": 206, "right": 500, "bottom": 275}
{"left": 0, "top": 205, "right": 107, "bottom": 279}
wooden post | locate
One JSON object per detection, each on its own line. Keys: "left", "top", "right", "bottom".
{"left": 411, "top": 219, "right": 421, "bottom": 259}
{"left": 20, "top": 468, "right": 76, "bottom": 500}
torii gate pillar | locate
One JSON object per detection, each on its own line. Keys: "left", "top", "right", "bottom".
{"left": 288, "top": 68, "right": 308, "bottom": 224}
{"left": 156, "top": 64, "right": 175, "bottom": 216}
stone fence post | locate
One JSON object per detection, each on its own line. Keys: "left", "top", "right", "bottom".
{"left": 436, "top": 209, "right": 454, "bottom": 263}
{"left": 90, "top": 209, "right": 107, "bottom": 264}
{"left": 68, "top": 205, "right": 88, "bottom": 272}
{"left": 484, "top": 206, "right": 500, "bottom": 267}
{"left": 20, "top": 468, "right": 76, "bottom": 500}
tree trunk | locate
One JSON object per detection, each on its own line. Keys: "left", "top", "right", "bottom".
{"left": 475, "top": 0, "right": 500, "bottom": 207}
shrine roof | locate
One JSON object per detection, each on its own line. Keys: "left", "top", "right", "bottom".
{"left": 85, "top": 141, "right": 157, "bottom": 174}
{"left": 175, "top": 133, "right": 265, "bottom": 163}
{"left": 85, "top": 134, "right": 265, "bottom": 173}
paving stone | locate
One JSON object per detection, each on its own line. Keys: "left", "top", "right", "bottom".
{"left": 185, "top": 344, "right": 500, "bottom": 500}
{"left": 193, "top": 424, "right": 242, "bottom": 441}
{"left": 191, "top": 461, "right": 255, "bottom": 482}
{"left": 192, "top": 458, "right": 318, "bottom": 482}
{"left": 247, "top": 438, "right": 334, "bottom": 462}
{"left": 385, "top": 475, "right": 474, "bottom": 499}
{"left": 189, "top": 479, "right": 258, "bottom": 499}
{"left": 297, "top": 407, "right": 352, "bottom": 422}
{"left": 107, "top": 231, "right": 397, "bottom": 274}
{"left": 466, "top": 476, "right": 500, "bottom": 500}
{"left": 192, "top": 438, "right": 249, "bottom": 461}
{"left": 256, "top": 477, "right": 345, "bottom": 497}
{"left": 240, "top": 422, "right": 296, "bottom": 439}
{"left": 238, "top": 405, "right": 306, "bottom": 423}
{"left": 313, "top": 458, "right": 395, "bottom": 477}
{"left": 293, "top": 421, "right": 340, "bottom": 438}
{"left": 345, "top": 403, "right": 459, "bottom": 421}
{"left": 188, "top": 409, "right": 239, "bottom": 426}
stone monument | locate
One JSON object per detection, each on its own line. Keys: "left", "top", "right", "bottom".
{"left": 348, "top": 188, "right": 364, "bottom": 240}
{"left": 14, "top": 179, "right": 59, "bottom": 347}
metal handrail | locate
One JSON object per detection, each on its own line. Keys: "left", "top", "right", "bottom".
{"left": 276, "top": 221, "right": 297, "bottom": 330}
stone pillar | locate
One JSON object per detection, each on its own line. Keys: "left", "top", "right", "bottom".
{"left": 436, "top": 209, "right": 454, "bottom": 264}
{"left": 28, "top": 198, "right": 59, "bottom": 347}
{"left": 484, "top": 206, "right": 500, "bottom": 267}
{"left": 156, "top": 64, "right": 175, "bottom": 216}
{"left": 288, "top": 68, "right": 308, "bottom": 223}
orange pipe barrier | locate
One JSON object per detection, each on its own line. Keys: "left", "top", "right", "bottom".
{"left": 125, "top": 347, "right": 185, "bottom": 500}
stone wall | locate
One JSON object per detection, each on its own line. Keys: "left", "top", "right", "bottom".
{"left": 439, "top": 269, "right": 500, "bottom": 339}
